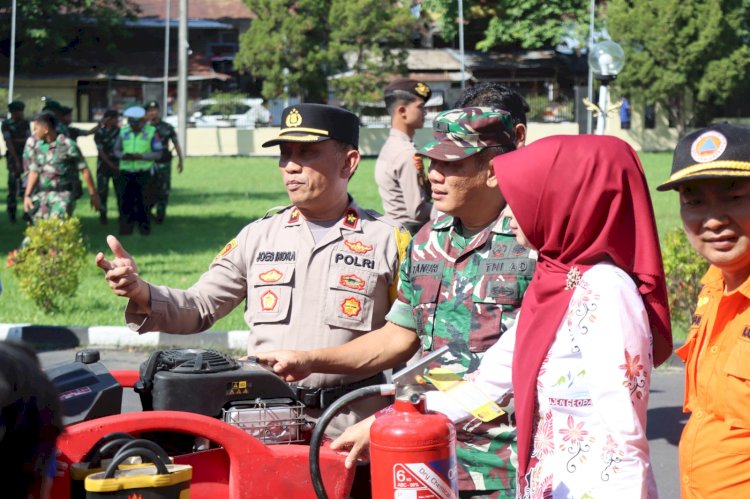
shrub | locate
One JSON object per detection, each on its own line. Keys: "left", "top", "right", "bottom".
{"left": 661, "top": 228, "right": 709, "bottom": 333}
{"left": 12, "top": 217, "right": 87, "bottom": 313}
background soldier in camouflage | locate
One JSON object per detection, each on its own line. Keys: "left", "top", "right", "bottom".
{"left": 2, "top": 100, "right": 30, "bottom": 222}
{"left": 258, "top": 101, "right": 534, "bottom": 498}
{"left": 22, "top": 111, "right": 100, "bottom": 221}
{"left": 94, "top": 109, "right": 122, "bottom": 225}
{"left": 144, "top": 100, "right": 183, "bottom": 224}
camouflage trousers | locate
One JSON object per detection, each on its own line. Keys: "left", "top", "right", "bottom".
{"left": 29, "top": 190, "right": 74, "bottom": 221}
{"left": 144, "top": 162, "right": 171, "bottom": 218}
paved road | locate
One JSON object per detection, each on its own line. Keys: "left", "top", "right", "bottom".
{"left": 40, "top": 348, "right": 686, "bottom": 498}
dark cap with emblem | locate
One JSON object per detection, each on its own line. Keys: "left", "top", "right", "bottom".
{"left": 8, "top": 100, "right": 24, "bottom": 112}
{"left": 261, "top": 103, "right": 360, "bottom": 149}
{"left": 60, "top": 105, "right": 73, "bottom": 115}
{"left": 41, "top": 98, "right": 63, "bottom": 113}
{"left": 145, "top": 100, "right": 160, "bottom": 110}
{"left": 658, "top": 123, "right": 750, "bottom": 191}
{"left": 384, "top": 79, "right": 432, "bottom": 103}
{"left": 418, "top": 107, "right": 514, "bottom": 162}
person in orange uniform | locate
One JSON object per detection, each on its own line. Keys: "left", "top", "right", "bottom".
{"left": 658, "top": 122, "right": 750, "bottom": 498}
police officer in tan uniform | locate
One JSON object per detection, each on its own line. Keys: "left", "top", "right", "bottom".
{"left": 375, "top": 79, "right": 433, "bottom": 234}
{"left": 96, "top": 104, "right": 413, "bottom": 437}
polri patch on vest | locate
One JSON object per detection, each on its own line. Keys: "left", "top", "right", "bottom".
{"left": 214, "top": 239, "right": 238, "bottom": 262}
{"left": 341, "top": 297, "right": 362, "bottom": 317}
{"left": 260, "top": 290, "right": 279, "bottom": 312}
{"left": 340, "top": 274, "right": 366, "bottom": 291}
{"left": 411, "top": 260, "right": 444, "bottom": 278}
{"left": 258, "top": 268, "right": 283, "bottom": 283}
{"left": 344, "top": 240, "right": 373, "bottom": 254}
{"left": 334, "top": 252, "right": 375, "bottom": 269}
{"left": 255, "top": 250, "right": 296, "bottom": 263}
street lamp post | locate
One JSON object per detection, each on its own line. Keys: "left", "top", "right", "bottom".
{"left": 588, "top": 40, "right": 625, "bottom": 135}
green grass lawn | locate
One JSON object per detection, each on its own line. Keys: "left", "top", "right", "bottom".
{"left": 0, "top": 152, "right": 688, "bottom": 336}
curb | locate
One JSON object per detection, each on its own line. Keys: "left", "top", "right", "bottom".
{"left": 0, "top": 323, "right": 250, "bottom": 351}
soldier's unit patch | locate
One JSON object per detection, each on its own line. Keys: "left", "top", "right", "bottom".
{"left": 260, "top": 290, "right": 278, "bottom": 311}
{"left": 344, "top": 240, "right": 373, "bottom": 254}
{"left": 343, "top": 208, "right": 359, "bottom": 228}
{"left": 214, "top": 239, "right": 238, "bottom": 261}
{"left": 288, "top": 208, "right": 300, "bottom": 223}
{"left": 259, "top": 269, "right": 283, "bottom": 283}
{"left": 340, "top": 274, "right": 366, "bottom": 291}
{"left": 341, "top": 297, "right": 362, "bottom": 317}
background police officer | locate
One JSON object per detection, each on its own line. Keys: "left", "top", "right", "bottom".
{"left": 2, "top": 100, "right": 30, "bottom": 222}
{"left": 144, "top": 100, "right": 183, "bottom": 224}
{"left": 113, "top": 105, "right": 162, "bottom": 235}
{"left": 375, "top": 79, "right": 433, "bottom": 234}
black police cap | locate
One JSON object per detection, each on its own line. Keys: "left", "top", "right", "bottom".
{"left": 658, "top": 123, "right": 750, "bottom": 191}
{"left": 384, "top": 79, "right": 432, "bottom": 103}
{"left": 8, "top": 100, "right": 25, "bottom": 112}
{"left": 145, "top": 100, "right": 160, "bottom": 110}
{"left": 262, "top": 103, "right": 360, "bottom": 149}
{"left": 60, "top": 106, "right": 73, "bottom": 115}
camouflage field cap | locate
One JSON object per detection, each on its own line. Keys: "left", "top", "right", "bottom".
{"left": 418, "top": 107, "right": 514, "bottom": 162}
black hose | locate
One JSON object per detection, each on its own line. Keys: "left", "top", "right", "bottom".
{"left": 309, "top": 384, "right": 394, "bottom": 499}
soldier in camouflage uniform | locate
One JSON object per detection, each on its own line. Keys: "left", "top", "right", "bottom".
{"left": 2, "top": 101, "right": 30, "bottom": 222}
{"left": 144, "top": 100, "right": 183, "bottom": 223}
{"left": 22, "top": 111, "right": 100, "bottom": 221}
{"left": 257, "top": 105, "right": 535, "bottom": 498}
{"left": 94, "top": 109, "right": 123, "bottom": 225}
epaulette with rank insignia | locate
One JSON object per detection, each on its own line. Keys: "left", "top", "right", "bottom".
{"left": 262, "top": 204, "right": 293, "bottom": 220}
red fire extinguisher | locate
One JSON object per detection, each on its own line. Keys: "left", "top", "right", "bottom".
{"left": 370, "top": 396, "right": 458, "bottom": 499}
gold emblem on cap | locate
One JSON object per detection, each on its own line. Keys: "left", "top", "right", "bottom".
{"left": 286, "top": 108, "right": 302, "bottom": 128}
{"left": 415, "top": 82, "right": 430, "bottom": 98}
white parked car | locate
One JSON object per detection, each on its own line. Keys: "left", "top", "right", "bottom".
{"left": 164, "top": 98, "right": 271, "bottom": 129}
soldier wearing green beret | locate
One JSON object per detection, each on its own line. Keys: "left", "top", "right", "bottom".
{"left": 1, "top": 100, "right": 30, "bottom": 222}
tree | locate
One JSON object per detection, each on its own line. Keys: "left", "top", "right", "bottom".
{"left": 422, "top": 0, "right": 589, "bottom": 50}
{"left": 607, "top": 0, "right": 750, "bottom": 134}
{"left": 326, "top": 0, "right": 413, "bottom": 113}
{"left": 0, "top": 0, "right": 139, "bottom": 71}
{"left": 236, "top": 0, "right": 417, "bottom": 104}
{"left": 236, "top": 0, "right": 330, "bottom": 103}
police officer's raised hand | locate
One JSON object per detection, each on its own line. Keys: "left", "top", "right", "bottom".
{"left": 95, "top": 235, "right": 151, "bottom": 311}
{"left": 330, "top": 415, "right": 375, "bottom": 469}
{"left": 255, "top": 350, "right": 313, "bottom": 382}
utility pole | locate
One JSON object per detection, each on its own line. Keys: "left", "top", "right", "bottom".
{"left": 8, "top": 0, "right": 17, "bottom": 106}
{"left": 458, "top": 0, "right": 465, "bottom": 90}
{"left": 178, "top": 0, "right": 188, "bottom": 158}
{"left": 587, "top": 0, "right": 595, "bottom": 134}
{"left": 163, "top": 0, "right": 171, "bottom": 112}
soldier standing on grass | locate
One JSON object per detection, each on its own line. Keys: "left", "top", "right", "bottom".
{"left": 22, "top": 111, "right": 100, "bottom": 221}
{"left": 144, "top": 100, "right": 183, "bottom": 224}
{"left": 2, "top": 100, "right": 30, "bottom": 223}
{"left": 94, "top": 110, "right": 122, "bottom": 225}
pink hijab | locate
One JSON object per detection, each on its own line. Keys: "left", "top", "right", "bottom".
{"left": 491, "top": 135, "right": 672, "bottom": 476}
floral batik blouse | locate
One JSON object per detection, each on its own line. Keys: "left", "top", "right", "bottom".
{"left": 427, "top": 263, "right": 658, "bottom": 498}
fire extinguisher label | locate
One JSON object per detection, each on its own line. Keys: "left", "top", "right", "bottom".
{"left": 392, "top": 462, "right": 457, "bottom": 499}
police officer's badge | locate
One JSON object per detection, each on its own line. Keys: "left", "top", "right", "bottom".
{"left": 285, "top": 109, "right": 302, "bottom": 128}
{"left": 415, "top": 82, "right": 430, "bottom": 98}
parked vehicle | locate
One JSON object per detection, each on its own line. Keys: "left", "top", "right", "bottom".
{"left": 164, "top": 98, "right": 271, "bottom": 129}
